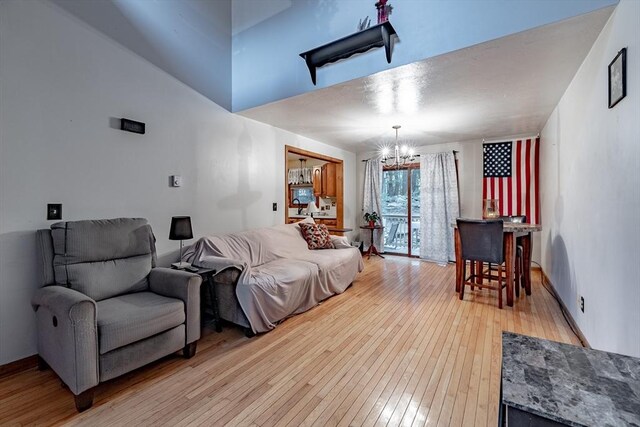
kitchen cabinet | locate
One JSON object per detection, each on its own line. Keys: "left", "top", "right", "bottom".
{"left": 312, "top": 167, "right": 322, "bottom": 196}
{"left": 321, "top": 163, "right": 337, "bottom": 197}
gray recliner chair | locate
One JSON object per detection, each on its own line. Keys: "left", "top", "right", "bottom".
{"left": 31, "top": 218, "right": 202, "bottom": 412}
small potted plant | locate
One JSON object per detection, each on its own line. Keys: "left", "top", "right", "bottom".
{"left": 363, "top": 211, "right": 380, "bottom": 228}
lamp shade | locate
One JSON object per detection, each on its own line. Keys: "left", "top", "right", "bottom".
{"left": 306, "top": 201, "right": 320, "bottom": 215}
{"left": 169, "top": 216, "right": 193, "bottom": 240}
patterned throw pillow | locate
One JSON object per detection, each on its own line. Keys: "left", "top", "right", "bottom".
{"left": 299, "top": 223, "right": 335, "bottom": 250}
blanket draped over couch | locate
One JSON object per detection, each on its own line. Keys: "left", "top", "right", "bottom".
{"left": 183, "top": 219, "right": 364, "bottom": 333}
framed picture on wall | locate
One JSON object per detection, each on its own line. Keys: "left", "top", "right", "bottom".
{"left": 608, "top": 47, "right": 627, "bottom": 108}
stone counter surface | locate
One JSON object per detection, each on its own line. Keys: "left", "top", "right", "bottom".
{"left": 502, "top": 332, "right": 640, "bottom": 426}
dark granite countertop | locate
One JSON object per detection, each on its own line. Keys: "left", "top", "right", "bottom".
{"left": 502, "top": 332, "right": 640, "bottom": 426}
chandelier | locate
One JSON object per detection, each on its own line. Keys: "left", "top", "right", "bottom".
{"left": 381, "top": 125, "right": 416, "bottom": 168}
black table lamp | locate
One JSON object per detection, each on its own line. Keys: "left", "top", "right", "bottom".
{"left": 169, "top": 216, "right": 193, "bottom": 269}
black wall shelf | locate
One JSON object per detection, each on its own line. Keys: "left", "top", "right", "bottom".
{"left": 299, "top": 21, "right": 397, "bottom": 85}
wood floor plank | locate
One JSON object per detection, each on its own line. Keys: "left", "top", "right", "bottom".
{"left": 0, "top": 257, "right": 581, "bottom": 427}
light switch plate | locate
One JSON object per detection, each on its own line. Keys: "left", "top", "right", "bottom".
{"left": 170, "top": 175, "right": 182, "bottom": 187}
{"left": 47, "top": 203, "right": 62, "bottom": 220}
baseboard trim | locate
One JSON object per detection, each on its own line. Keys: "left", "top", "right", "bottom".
{"left": 539, "top": 269, "right": 590, "bottom": 349}
{"left": 0, "top": 355, "right": 38, "bottom": 379}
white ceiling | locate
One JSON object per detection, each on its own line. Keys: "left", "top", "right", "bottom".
{"left": 238, "top": 6, "right": 614, "bottom": 153}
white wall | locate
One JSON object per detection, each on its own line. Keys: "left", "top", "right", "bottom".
{"left": 0, "top": 0, "right": 357, "bottom": 365}
{"left": 539, "top": 0, "right": 639, "bottom": 357}
{"left": 50, "top": 0, "right": 233, "bottom": 110}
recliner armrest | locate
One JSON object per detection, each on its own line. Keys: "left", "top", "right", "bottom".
{"left": 149, "top": 268, "right": 202, "bottom": 344}
{"left": 31, "top": 286, "right": 98, "bottom": 395}
{"left": 32, "top": 286, "right": 97, "bottom": 324}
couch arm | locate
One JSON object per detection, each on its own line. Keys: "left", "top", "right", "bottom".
{"left": 149, "top": 268, "right": 202, "bottom": 344}
{"left": 31, "top": 286, "right": 98, "bottom": 395}
{"left": 330, "top": 235, "right": 352, "bottom": 249}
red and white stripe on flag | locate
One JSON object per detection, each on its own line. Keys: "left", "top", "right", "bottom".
{"left": 482, "top": 137, "right": 541, "bottom": 224}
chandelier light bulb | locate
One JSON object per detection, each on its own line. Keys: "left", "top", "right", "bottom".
{"left": 380, "top": 125, "right": 418, "bottom": 169}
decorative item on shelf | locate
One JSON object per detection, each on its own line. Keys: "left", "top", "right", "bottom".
{"left": 482, "top": 199, "right": 500, "bottom": 219}
{"left": 306, "top": 200, "right": 320, "bottom": 218}
{"left": 608, "top": 47, "right": 627, "bottom": 108}
{"left": 357, "top": 16, "right": 371, "bottom": 31}
{"left": 363, "top": 211, "right": 380, "bottom": 228}
{"left": 381, "top": 125, "right": 417, "bottom": 169}
{"left": 375, "top": 0, "right": 392, "bottom": 24}
{"left": 169, "top": 216, "right": 193, "bottom": 269}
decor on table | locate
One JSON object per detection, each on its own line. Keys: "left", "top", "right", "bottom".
{"left": 381, "top": 125, "right": 418, "bottom": 169}
{"left": 375, "top": 0, "right": 393, "bottom": 24}
{"left": 363, "top": 211, "right": 380, "bottom": 228}
{"left": 299, "top": 222, "right": 335, "bottom": 249}
{"left": 482, "top": 137, "right": 540, "bottom": 224}
{"left": 483, "top": 199, "right": 500, "bottom": 219}
{"left": 169, "top": 216, "right": 194, "bottom": 269}
{"left": 608, "top": 47, "right": 627, "bottom": 108}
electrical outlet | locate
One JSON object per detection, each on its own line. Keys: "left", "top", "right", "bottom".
{"left": 580, "top": 296, "right": 585, "bottom": 313}
{"left": 272, "top": 202, "right": 278, "bottom": 211}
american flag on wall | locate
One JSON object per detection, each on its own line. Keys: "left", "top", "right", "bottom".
{"left": 482, "top": 137, "right": 540, "bottom": 224}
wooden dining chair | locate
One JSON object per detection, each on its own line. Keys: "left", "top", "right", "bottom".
{"left": 457, "top": 219, "right": 507, "bottom": 308}
{"left": 480, "top": 215, "right": 527, "bottom": 297}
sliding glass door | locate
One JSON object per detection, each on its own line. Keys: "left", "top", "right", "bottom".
{"left": 381, "top": 165, "right": 420, "bottom": 257}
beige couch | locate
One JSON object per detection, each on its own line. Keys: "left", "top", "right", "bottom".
{"left": 184, "top": 219, "right": 363, "bottom": 335}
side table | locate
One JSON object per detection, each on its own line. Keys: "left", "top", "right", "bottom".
{"left": 359, "top": 225, "right": 384, "bottom": 259}
{"left": 189, "top": 267, "right": 222, "bottom": 333}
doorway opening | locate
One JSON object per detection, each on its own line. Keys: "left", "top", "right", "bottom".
{"left": 284, "top": 146, "right": 344, "bottom": 231}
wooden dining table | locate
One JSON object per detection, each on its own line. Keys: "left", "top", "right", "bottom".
{"left": 452, "top": 221, "right": 542, "bottom": 307}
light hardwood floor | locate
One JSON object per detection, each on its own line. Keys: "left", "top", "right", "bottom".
{"left": 0, "top": 257, "right": 580, "bottom": 426}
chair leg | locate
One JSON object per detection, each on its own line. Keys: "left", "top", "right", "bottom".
{"left": 498, "top": 265, "right": 503, "bottom": 309}
{"left": 515, "top": 258, "right": 521, "bottom": 298}
{"left": 470, "top": 261, "right": 475, "bottom": 291}
{"left": 74, "top": 388, "right": 95, "bottom": 412}
{"left": 459, "top": 261, "right": 466, "bottom": 301}
{"left": 183, "top": 342, "right": 197, "bottom": 359}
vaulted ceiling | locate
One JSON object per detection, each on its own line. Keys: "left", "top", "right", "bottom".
{"left": 48, "top": 0, "right": 615, "bottom": 153}
{"left": 238, "top": 6, "right": 614, "bottom": 152}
